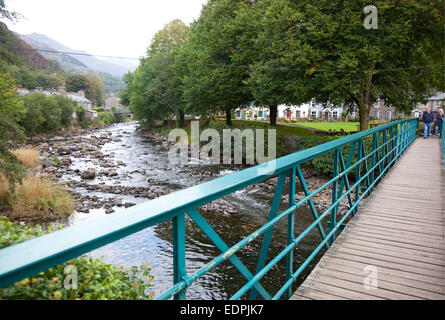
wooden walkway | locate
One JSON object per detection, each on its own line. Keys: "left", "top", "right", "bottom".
{"left": 292, "top": 138, "right": 445, "bottom": 300}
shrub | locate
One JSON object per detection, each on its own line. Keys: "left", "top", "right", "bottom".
{"left": 11, "top": 148, "right": 40, "bottom": 168}
{"left": 98, "top": 112, "right": 115, "bottom": 125}
{"left": 0, "top": 217, "right": 154, "bottom": 300}
{"left": 8, "top": 176, "right": 75, "bottom": 220}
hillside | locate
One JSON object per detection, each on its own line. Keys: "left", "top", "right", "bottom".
{"left": 18, "top": 33, "right": 91, "bottom": 74}
{"left": 22, "top": 33, "right": 137, "bottom": 77}
{"left": 0, "top": 21, "right": 55, "bottom": 72}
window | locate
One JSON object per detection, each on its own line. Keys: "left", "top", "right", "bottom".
{"left": 235, "top": 111, "right": 241, "bottom": 118}
{"left": 333, "top": 111, "right": 338, "bottom": 118}
{"left": 258, "top": 110, "right": 263, "bottom": 118}
{"left": 373, "top": 110, "right": 379, "bottom": 119}
{"left": 311, "top": 110, "right": 317, "bottom": 118}
{"left": 386, "top": 111, "right": 391, "bottom": 120}
{"left": 296, "top": 110, "right": 301, "bottom": 118}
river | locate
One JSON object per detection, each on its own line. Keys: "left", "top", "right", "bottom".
{"left": 60, "top": 121, "right": 327, "bottom": 300}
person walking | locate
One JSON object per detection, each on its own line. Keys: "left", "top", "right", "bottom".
{"left": 421, "top": 107, "right": 434, "bottom": 139}
{"left": 434, "top": 108, "right": 444, "bottom": 138}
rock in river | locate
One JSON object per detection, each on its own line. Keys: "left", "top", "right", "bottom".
{"left": 81, "top": 168, "right": 96, "bottom": 180}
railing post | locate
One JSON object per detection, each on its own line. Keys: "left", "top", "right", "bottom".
{"left": 286, "top": 167, "right": 296, "bottom": 299}
{"left": 329, "top": 149, "right": 340, "bottom": 243}
{"left": 173, "top": 213, "right": 186, "bottom": 300}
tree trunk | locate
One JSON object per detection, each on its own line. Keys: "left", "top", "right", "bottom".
{"left": 225, "top": 109, "right": 232, "bottom": 126}
{"left": 269, "top": 105, "right": 278, "bottom": 126}
{"left": 178, "top": 109, "right": 185, "bottom": 128}
{"left": 359, "top": 103, "right": 372, "bottom": 131}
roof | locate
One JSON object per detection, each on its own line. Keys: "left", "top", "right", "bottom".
{"left": 66, "top": 94, "right": 91, "bottom": 104}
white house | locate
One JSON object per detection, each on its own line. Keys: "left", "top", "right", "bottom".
{"left": 279, "top": 101, "right": 343, "bottom": 120}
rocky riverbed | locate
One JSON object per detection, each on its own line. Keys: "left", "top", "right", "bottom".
{"left": 22, "top": 122, "right": 350, "bottom": 220}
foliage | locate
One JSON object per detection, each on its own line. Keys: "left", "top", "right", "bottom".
{"left": 0, "top": 216, "right": 154, "bottom": 300}
{"left": 97, "top": 111, "right": 114, "bottom": 124}
{"left": 128, "top": 20, "right": 190, "bottom": 128}
{"left": 65, "top": 74, "right": 88, "bottom": 93}
{"left": 0, "top": 74, "right": 26, "bottom": 191}
{"left": 19, "top": 93, "right": 77, "bottom": 135}
{"left": 0, "top": 73, "right": 26, "bottom": 143}
{"left": 85, "top": 73, "right": 105, "bottom": 106}
{"left": 180, "top": 0, "right": 254, "bottom": 125}
{"left": 256, "top": 0, "right": 445, "bottom": 130}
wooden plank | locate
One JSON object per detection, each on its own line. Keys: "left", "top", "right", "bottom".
{"left": 290, "top": 288, "right": 345, "bottom": 300}
{"left": 314, "top": 255, "right": 445, "bottom": 294}
{"left": 346, "top": 228, "right": 445, "bottom": 252}
{"left": 318, "top": 261, "right": 445, "bottom": 298}
{"left": 341, "top": 236, "right": 445, "bottom": 263}
{"left": 307, "top": 272, "right": 424, "bottom": 300}
{"left": 339, "top": 240, "right": 445, "bottom": 266}
{"left": 324, "top": 249, "right": 445, "bottom": 279}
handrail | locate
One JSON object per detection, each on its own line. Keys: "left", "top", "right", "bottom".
{"left": 0, "top": 118, "right": 419, "bottom": 299}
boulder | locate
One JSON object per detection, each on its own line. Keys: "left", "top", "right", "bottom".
{"left": 81, "top": 168, "right": 96, "bottom": 180}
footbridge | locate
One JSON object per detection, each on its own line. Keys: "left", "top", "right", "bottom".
{"left": 0, "top": 118, "right": 444, "bottom": 300}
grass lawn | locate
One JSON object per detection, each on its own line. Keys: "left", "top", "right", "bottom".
{"left": 230, "top": 119, "right": 316, "bottom": 136}
{"left": 285, "top": 120, "right": 388, "bottom": 132}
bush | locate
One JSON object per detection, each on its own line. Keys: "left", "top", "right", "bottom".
{"left": 98, "top": 112, "right": 115, "bottom": 125}
{"left": 8, "top": 176, "right": 75, "bottom": 220}
{"left": 0, "top": 217, "right": 154, "bottom": 300}
{"left": 295, "top": 135, "right": 375, "bottom": 179}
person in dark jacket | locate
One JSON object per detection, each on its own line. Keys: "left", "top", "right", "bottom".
{"left": 421, "top": 107, "right": 434, "bottom": 138}
{"left": 434, "top": 108, "right": 444, "bottom": 138}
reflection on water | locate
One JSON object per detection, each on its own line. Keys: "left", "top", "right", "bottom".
{"left": 67, "top": 122, "right": 327, "bottom": 300}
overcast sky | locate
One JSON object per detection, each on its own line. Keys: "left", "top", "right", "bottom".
{"left": 4, "top": 0, "right": 207, "bottom": 62}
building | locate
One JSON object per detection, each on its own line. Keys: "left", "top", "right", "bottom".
{"left": 279, "top": 101, "right": 343, "bottom": 121}
{"left": 370, "top": 99, "right": 395, "bottom": 121}
{"left": 105, "top": 92, "right": 126, "bottom": 112}
{"left": 411, "top": 92, "right": 445, "bottom": 118}
{"left": 234, "top": 105, "right": 269, "bottom": 120}
{"left": 65, "top": 91, "right": 93, "bottom": 111}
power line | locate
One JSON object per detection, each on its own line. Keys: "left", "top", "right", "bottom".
{"left": 15, "top": 46, "right": 443, "bottom": 74}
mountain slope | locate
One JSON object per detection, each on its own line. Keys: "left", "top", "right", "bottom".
{"left": 23, "top": 33, "right": 137, "bottom": 77}
{"left": 18, "top": 33, "right": 91, "bottom": 74}
{"left": 0, "top": 22, "right": 55, "bottom": 72}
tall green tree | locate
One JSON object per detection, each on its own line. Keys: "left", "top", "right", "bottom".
{"left": 65, "top": 74, "right": 88, "bottom": 93}
{"left": 181, "top": 0, "right": 254, "bottom": 126}
{"left": 0, "top": 73, "right": 26, "bottom": 190}
{"left": 0, "top": 73, "right": 26, "bottom": 142}
{"left": 255, "top": 0, "right": 444, "bottom": 130}
{"left": 128, "top": 19, "right": 190, "bottom": 128}
{"left": 86, "top": 73, "right": 105, "bottom": 106}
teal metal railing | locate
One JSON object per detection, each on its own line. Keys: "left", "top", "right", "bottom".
{"left": 0, "top": 118, "right": 418, "bottom": 300}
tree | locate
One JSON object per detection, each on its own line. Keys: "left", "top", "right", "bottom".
{"left": 181, "top": 0, "right": 254, "bottom": 126}
{"left": 49, "top": 94, "right": 76, "bottom": 127}
{"left": 65, "top": 74, "right": 88, "bottom": 93}
{"left": 0, "top": 0, "right": 21, "bottom": 21}
{"left": 86, "top": 73, "right": 105, "bottom": 106}
{"left": 0, "top": 73, "right": 26, "bottom": 190}
{"left": 257, "top": 0, "right": 444, "bottom": 130}
{"left": 0, "top": 73, "right": 26, "bottom": 142}
{"left": 128, "top": 19, "right": 190, "bottom": 128}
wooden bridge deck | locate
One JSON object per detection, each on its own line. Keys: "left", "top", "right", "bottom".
{"left": 292, "top": 138, "right": 445, "bottom": 300}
